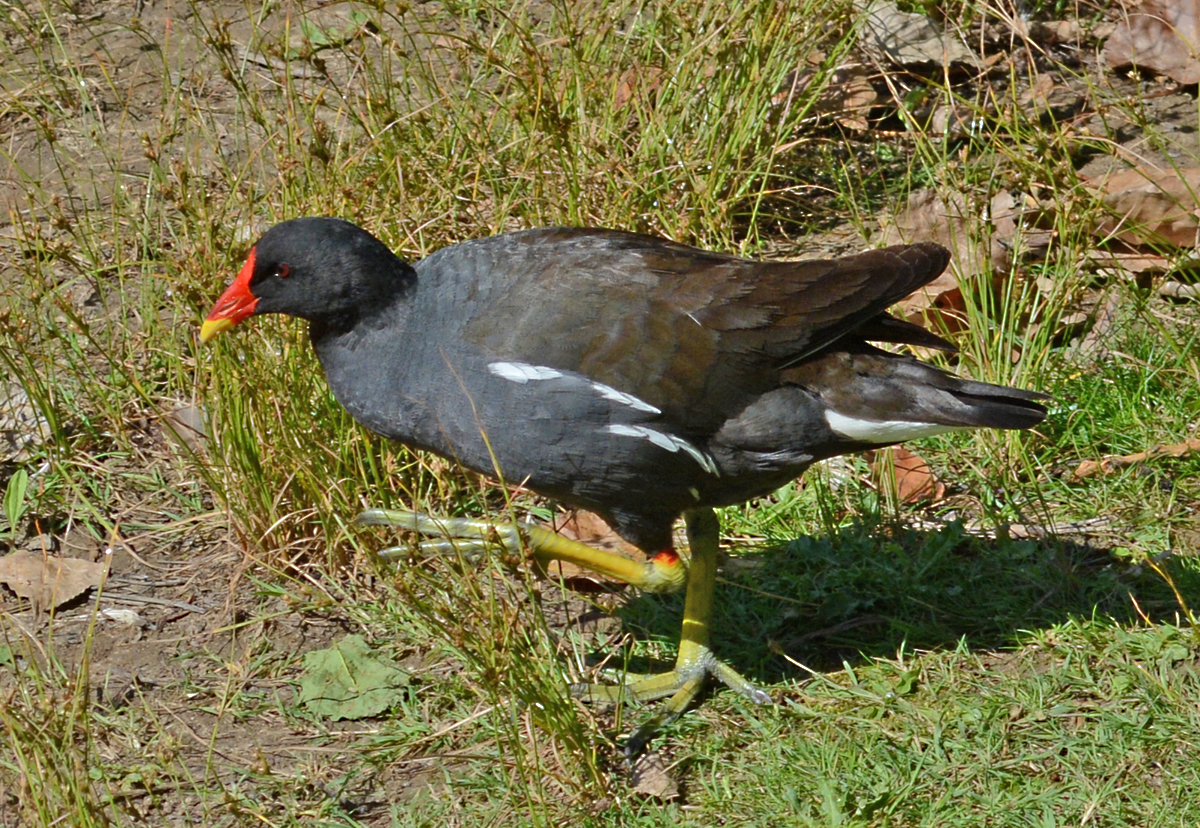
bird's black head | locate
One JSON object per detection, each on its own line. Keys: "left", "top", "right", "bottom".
{"left": 201, "top": 217, "right": 415, "bottom": 342}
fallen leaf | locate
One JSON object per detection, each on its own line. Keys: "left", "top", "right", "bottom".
{"left": 989, "top": 191, "right": 1055, "bottom": 263}
{"left": 0, "top": 551, "right": 106, "bottom": 610}
{"left": 542, "top": 510, "right": 638, "bottom": 591}
{"left": 858, "top": 0, "right": 981, "bottom": 69}
{"left": 1, "top": 383, "right": 50, "bottom": 463}
{"left": 162, "top": 402, "right": 208, "bottom": 456}
{"left": 1071, "top": 438, "right": 1200, "bottom": 480}
{"left": 631, "top": 751, "right": 680, "bottom": 799}
{"left": 612, "top": 65, "right": 663, "bottom": 111}
{"left": 552, "top": 510, "right": 642, "bottom": 556}
{"left": 98, "top": 608, "right": 145, "bottom": 626}
{"left": 1065, "top": 291, "right": 1120, "bottom": 360}
{"left": 881, "top": 189, "right": 1007, "bottom": 330}
{"left": 1015, "top": 229, "right": 1056, "bottom": 263}
{"left": 1085, "top": 166, "right": 1200, "bottom": 248}
{"left": 1103, "top": 0, "right": 1200, "bottom": 84}
{"left": 1030, "top": 19, "right": 1089, "bottom": 44}
{"left": 1017, "top": 73, "right": 1054, "bottom": 115}
{"left": 779, "top": 54, "right": 879, "bottom": 131}
{"left": 1088, "top": 247, "right": 1171, "bottom": 284}
{"left": 1008, "top": 72, "right": 1087, "bottom": 126}
{"left": 990, "top": 190, "right": 1020, "bottom": 241}
{"left": 297, "top": 634, "right": 410, "bottom": 720}
{"left": 872, "top": 446, "right": 944, "bottom": 504}
{"left": 1052, "top": 310, "right": 1093, "bottom": 340}
{"left": 927, "top": 96, "right": 984, "bottom": 139}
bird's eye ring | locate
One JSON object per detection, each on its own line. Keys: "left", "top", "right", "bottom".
{"left": 277, "top": 263, "right": 291, "bottom": 278}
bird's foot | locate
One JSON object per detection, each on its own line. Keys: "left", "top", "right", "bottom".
{"left": 572, "top": 643, "right": 772, "bottom": 758}
{"left": 357, "top": 506, "right": 751, "bottom": 756}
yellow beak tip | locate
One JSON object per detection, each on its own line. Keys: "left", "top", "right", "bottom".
{"left": 200, "top": 318, "right": 234, "bottom": 344}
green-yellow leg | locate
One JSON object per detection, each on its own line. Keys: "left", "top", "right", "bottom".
{"left": 355, "top": 508, "right": 687, "bottom": 594}
{"left": 573, "top": 508, "right": 771, "bottom": 756}
{"left": 355, "top": 506, "right": 770, "bottom": 754}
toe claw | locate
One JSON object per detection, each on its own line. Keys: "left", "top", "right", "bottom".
{"left": 747, "top": 687, "right": 773, "bottom": 705}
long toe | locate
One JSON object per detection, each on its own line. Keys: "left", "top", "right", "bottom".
{"left": 356, "top": 508, "right": 524, "bottom": 550}
{"left": 572, "top": 644, "right": 771, "bottom": 755}
{"left": 375, "top": 537, "right": 498, "bottom": 563}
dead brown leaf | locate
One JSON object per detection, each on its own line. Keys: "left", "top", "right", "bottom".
{"left": 1103, "top": 0, "right": 1200, "bottom": 84}
{"left": 1088, "top": 247, "right": 1171, "bottom": 283}
{"left": 859, "top": 0, "right": 981, "bottom": 69}
{"left": 990, "top": 189, "right": 1021, "bottom": 241}
{"left": 779, "top": 54, "right": 878, "bottom": 131}
{"left": 1071, "top": 437, "right": 1200, "bottom": 480}
{"left": 990, "top": 191, "right": 1055, "bottom": 263}
{"left": 552, "top": 510, "right": 641, "bottom": 556}
{"left": 927, "top": 97, "right": 983, "bottom": 139}
{"left": 1085, "top": 166, "right": 1200, "bottom": 248}
{"left": 881, "top": 189, "right": 1007, "bottom": 330}
{"left": 1018, "top": 73, "right": 1056, "bottom": 112}
{"left": 1065, "top": 291, "right": 1120, "bottom": 360}
{"left": 1030, "top": 19, "right": 1090, "bottom": 44}
{"left": 162, "top": 401, "right": 209, "bottom": 456}
{"left": 0, "top": 550, "right": 106, "bottom": 610}
{"left": 1007, "top": 72, "right": 1087, "bottom": 125}
{"left": 541, "top": 510, "right": 639, "bottom": 590}
{"left": 612, "top": 65, "right": 664, "bottom": 111}
{"left": 872, "top": 446, "right": 945, "bottom": 504}
{"left": 631, "top": 751, "right": 680, "bottom": 799}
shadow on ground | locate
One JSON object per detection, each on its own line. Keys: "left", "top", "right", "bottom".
{"left": 600, "top": 520, "right": 1194, "bottom": 685}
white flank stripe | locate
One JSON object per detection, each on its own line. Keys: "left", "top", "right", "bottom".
{"left": 488, "top": 361, "right": 564, "bottom": 383}
{"left": 489, "top": 362, "right": 662, "bottom": 414}
{"left": 606, "top": 424, "right": 719, "bottom": 475}
{"left": 824, "top": 410, "right": 957, "bottom": 443}
{"left": 589, "top": 381, "right": 661, "bottom": 414}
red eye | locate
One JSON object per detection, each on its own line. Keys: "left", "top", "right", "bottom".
{"left": 277, "top": 263, "right": 291, "bottom": 278}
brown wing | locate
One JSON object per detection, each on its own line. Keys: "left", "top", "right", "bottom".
{"left": 455, "top": 228, "right": 950, "bottom": 431}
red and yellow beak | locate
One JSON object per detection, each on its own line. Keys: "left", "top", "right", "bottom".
{"left": 201, "top": 249, "right": 258, "bottom": 343}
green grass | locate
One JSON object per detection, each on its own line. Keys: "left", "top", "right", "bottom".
{"left": 0, "top": 0, "right": 1198, "bottom": 825}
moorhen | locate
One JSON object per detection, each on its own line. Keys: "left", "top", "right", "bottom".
{"left": 202, "top": 217, "right": 1047, "bottom": 751}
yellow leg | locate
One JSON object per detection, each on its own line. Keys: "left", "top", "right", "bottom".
{"left": 573, "top": 508, "right": 771, "bottom": 755}
{"left": 356, "top": 506, "right": 771, "bottom": 754}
